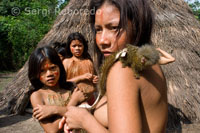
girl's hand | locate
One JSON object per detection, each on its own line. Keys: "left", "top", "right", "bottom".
{"left": 33, "top": 105, "right": 54, "bottom": 120}
{"left": 92, "top": 75, "right": 99, "bottom": 84}
{"left": 69, "top": 88, "right": 86, "bottom": 106}
{"left": 82, "top": 73, "right": 93, "bottom": 81}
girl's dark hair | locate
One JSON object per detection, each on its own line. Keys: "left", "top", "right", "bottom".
{"left": 28, "top": 46, "right": 75, "bottom": 92}
{"left": 65, "top": 32, "right": 92, "bottom": 59}
{"left": 51, "top": 42, "right": 67, "bottom": 58}
{"left": 89, "top": 0, "right": 154, "bottom": 47}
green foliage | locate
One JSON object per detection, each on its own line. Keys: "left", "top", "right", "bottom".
{"left": 188, "top": 0, "right": 200, "bottom": 21}
{"left": 0, "top": 0, "right": 68, "bottom": 71}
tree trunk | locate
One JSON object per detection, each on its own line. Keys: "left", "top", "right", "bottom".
{"left": 0, "top": 0, "right": 200, "bottom": 129}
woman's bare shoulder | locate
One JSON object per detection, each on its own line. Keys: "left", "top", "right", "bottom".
{"left": 109, "top": 61, "right": 137, "bottom": 77}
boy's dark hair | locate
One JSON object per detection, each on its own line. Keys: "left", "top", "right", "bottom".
{"left": 51, "top": 42, "right": 67, "bottom": 58}
{"left": 89, "top": 0, "right": 154, "bottom": 47}
{"left": 65, "top": 32, "right": 91, "bottom": 60}
{"left": 28, "top": 46, "right": 75, "bottom": 92}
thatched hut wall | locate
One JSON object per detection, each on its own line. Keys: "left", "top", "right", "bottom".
{"left": 150, "top": 0, "right": 200, "bottom": 127}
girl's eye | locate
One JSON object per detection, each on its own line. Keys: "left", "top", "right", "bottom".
{"left": 50, "top": 66, "right": 57, "bottom": 71}
{"left": 40, "top": 69, "right": 46, "bottom": 75}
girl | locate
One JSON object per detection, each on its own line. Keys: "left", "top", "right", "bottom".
{"left": 28, "top": 46, "right": 86, "bottom": 133}
{"left": 63, "top": 32, "right": 98, "bottom": 105}
{"left": 51, "top": 42, "right": 67, "bottom": 61}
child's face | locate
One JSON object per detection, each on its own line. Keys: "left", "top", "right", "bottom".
{"left": 95, "top": 3, "right": 132, "bottom": 57}
{"left": 70, "top": 40, "right": 84, "bottom": 58}
{"left": 39, "top": 59, "right": 60, "bottom": 87}
{"left": 58, "top": 54, "right": 64, "bottom": 61}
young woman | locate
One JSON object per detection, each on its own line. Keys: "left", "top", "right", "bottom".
{"left": 60, "top": 0, "right": 169, "bottom": 132}
{"left": 63, "top": 32, "right": 98, "bottom": 105}
{"left": 28, "top": 46, "right": 86, "bottom": 133}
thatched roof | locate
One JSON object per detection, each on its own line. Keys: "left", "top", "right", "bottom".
{"left": 0, "top": 0, "right": 200, "bottom": 130}
{"left": 150, "top": 0, "right": 200, "bottom": 128}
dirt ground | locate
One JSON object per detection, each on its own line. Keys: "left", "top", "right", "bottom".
{"left": 0, "top": 72, "right": 43, "bottom": 133}
{"left": 1, "top": 73, "right": 200, "bottom": 133}
{"left": 0, "top": 112, "right": 43, "bottom": 133}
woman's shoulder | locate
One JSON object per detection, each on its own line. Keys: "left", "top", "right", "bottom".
{"left": 109, "top": 61, "right": 136, "bottom": 78}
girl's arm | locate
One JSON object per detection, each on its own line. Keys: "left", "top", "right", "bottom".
{"left": 67, "top": 73, "right": 93, "bottom": 83}
{"left": 30, "top": 91, "right": 63, "bottom": 133}
{"left": 32, "top": 88, "right": 85, "bottom": 120}
{"left": 33, "top": 105, "right": 68, "bottom": 120}
{"left": 63, "top": 59, "right": 93, "bottom": 83}
{"left": 67, "top": 87, "right": 85, "bottom": 106}
{"left": 106, "top": 61, "right": 142, "bottom": 133}
{"left": 157, "top": 48, "right": 175, "bottom": 65}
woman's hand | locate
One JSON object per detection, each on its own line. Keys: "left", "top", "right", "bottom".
{"left": 33, "top": 104, "right": 54, "bottom": 120}
{"left": 66, "top": 106, "right": 89, "bottom": 129}
{"left": 59, "top": 106, "right": 90, "bottom": 131}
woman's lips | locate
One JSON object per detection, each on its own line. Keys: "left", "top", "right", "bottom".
{"left": 103, "top": 52, "right": 112, "bottom": 57}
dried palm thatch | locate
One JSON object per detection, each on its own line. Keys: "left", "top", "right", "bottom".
{"left": 150, "top": 0, "right": 200, "bottom": 129}
{"left": 0, "top": 0, "right": 199, "bottom": 129}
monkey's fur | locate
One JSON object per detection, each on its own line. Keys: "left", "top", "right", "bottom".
{"left": 98, "top": 44, "right": 160, "bottom": 97}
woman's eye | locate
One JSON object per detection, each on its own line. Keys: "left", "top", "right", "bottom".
{"left": 111, "top": 26, "right": 119, "bottom": 31}
{"left": 95, "top": 28, "right": 102, "bottom": 33}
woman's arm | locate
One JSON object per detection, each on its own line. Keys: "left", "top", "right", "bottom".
{"left": 157, "top": 48, "right": 175, "bottom": 65}
{"left": 30, "top": 92, "right": 63, "bottom": 132}
{"left": 106, "top": 61, "right": 142, "bottom": 133}
{"left": 59, "top": 106, "right": 108, "bottom": 133}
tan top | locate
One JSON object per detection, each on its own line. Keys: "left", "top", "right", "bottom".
{"left": 66, "top": 59, "right": 95, "bottom": 94}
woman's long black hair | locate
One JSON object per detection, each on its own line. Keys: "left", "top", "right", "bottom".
{"left": 89, "top": 0, "right": 154, "bottom": 47}
{"left": 28, "top": 46, "right": 75, "bottom": 92}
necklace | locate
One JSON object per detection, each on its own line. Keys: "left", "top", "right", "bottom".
{"left": 43, "top": 86, "right": 71, "bottom": 106}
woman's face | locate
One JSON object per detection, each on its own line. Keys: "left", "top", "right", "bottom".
{"left": 95, "top": 3, "right": 132, "bottom": 57}
{"left": 70, "top": 40, "right": 84, "bottom": 58}
{"left": 39, "top": 59, "right": 60, "bottom": 87}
